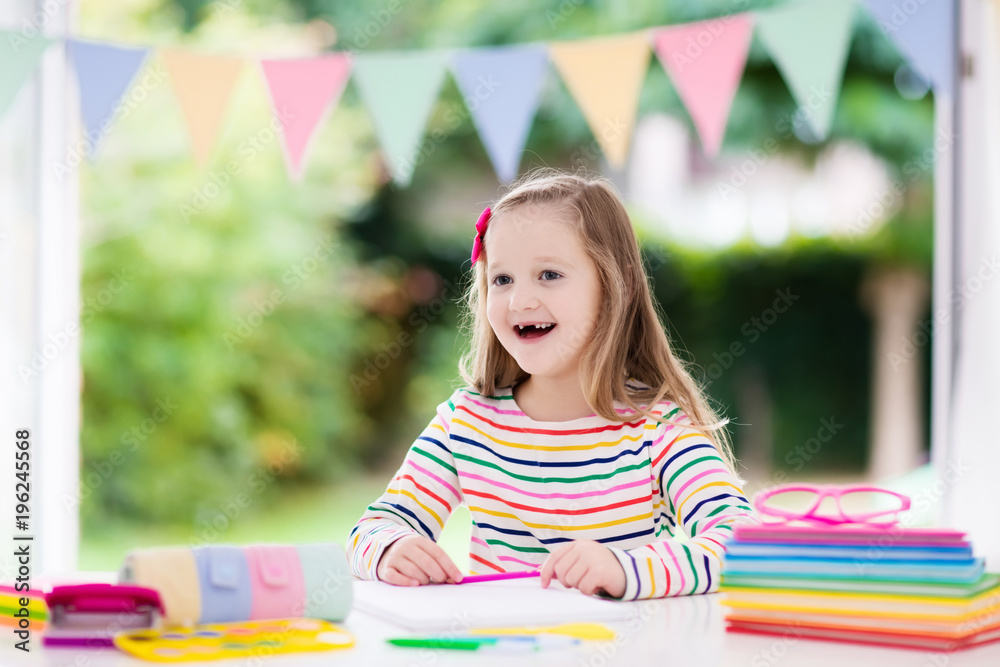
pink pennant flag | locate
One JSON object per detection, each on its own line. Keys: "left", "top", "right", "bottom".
{"left": 653, "top": 14, "right": 754, "bottom": 156}
{"left": 259, "top": 53, "right": 352, "bottom": 180}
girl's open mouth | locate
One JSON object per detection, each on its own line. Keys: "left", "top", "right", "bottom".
{"left": 515, "top": 323, "right": 556, "bottom": 340}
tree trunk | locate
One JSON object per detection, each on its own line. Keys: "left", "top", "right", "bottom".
{"left": 860, "top": 265, "right": 930, "bottom": 481}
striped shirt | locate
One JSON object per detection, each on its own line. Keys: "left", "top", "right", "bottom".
{"left": 347, "top": 384, "right": 759, "bottom": 599}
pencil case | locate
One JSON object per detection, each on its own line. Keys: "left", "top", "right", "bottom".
{"left": 118, "top": 543, "right": 353, "bottom": 627}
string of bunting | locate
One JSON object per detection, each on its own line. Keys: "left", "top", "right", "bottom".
{"left": 0, "top": 0, "right": 952, "bottom": 186}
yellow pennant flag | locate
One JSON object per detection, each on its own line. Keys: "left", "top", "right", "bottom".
{"left": 548, "top": 32, "right": 651, "bottom": 168}
{"left": 161, "top": 49, "right": 245, "bottom": 164}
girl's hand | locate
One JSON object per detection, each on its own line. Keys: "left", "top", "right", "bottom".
{"left": 540, "top": 540, "right": 627, "bottom": 598}
{"left": 376, "top": 534, "right": 464, "bottom": 586}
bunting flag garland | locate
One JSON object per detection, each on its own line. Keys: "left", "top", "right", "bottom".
{"left": 67, "top": 40, "right": 150, "bottom": 158}
{"left": 548, "top": 32, "right": 651, "bottom": 169}
{"left": 451, "top": 44, "right": 548, "bottom": 183}
{"left": 161, "top": 49, "right": 245, "bottom": 165}
{"left": 652, "top": 14, "right": 754, "bottom": 156}
{"left": 260, "top": 53, "right": 352, "bottom": 180}
{"left": 351, "top": 49, "right": 452, "bottom": 186}
{"left": 862, "top": 0, "right": 955, "bottom": 95}
{"left": 754, "top": 0, "right": 857, "bottom": 140}
{"left": 0, "top": 30, "right": 54, "bottom": 115}
{"left": 0, "top": 1, "right": 955, "bottom": 185}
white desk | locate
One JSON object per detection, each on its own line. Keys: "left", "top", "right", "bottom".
{"left": 4, "top": 592, "right": 1000, "bottom": 667}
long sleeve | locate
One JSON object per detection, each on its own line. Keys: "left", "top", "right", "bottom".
{"left": 346, "top": 391, "right": 465, "bottom": 580}
{"left": 606, "top": 410, "right": 759, "bottom": 600}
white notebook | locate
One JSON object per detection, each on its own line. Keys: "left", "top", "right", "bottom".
{"left": 352, "top": 578, "right": 636, "bottom": 631}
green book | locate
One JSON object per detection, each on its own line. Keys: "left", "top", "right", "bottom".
{"left": 720, "top": 572, "right": 1000, "bottom": 598}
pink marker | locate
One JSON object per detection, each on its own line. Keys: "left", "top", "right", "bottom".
{"left": 455, "top": 570, "right": 541, "bottom": 584}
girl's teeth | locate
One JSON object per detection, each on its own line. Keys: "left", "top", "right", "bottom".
{"left": 517, "top": 323, "right": 556, "bottom": 339}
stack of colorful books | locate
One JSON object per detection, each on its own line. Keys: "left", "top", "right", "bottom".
{"left": 720, "top": 524, "right": 1000, "bottom": 651}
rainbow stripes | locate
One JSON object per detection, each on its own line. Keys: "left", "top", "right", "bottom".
{"left": 347, "top": 386, "right": 758, "bottom": 599}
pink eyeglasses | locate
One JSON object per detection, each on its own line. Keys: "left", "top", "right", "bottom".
{"left": 753, "top": 484, "right": 912, "bottom": 527}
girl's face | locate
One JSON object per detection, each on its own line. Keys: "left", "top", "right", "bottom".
{"left": 485, "top": 205, "right": 603, "bottom": 381}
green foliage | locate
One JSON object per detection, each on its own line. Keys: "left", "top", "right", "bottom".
{"left": 78, "top": 52, "right": 378, "bottom": 523}
{"left": 642, "top": 240, "right": 875, "bottom": 472}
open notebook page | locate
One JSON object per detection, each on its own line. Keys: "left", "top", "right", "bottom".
{"left": 352, "top": 578, "right": 636, "bottom": 631}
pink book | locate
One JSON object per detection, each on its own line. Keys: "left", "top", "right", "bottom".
{"left": 732, "top": 524, "right": 969, "bottom": 548}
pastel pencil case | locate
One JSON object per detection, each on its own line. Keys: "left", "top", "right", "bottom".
{"left": 193, "top": 545, "right": 252, "bottom": 624}
{"left": 296, "top": 543, "right": 353, "bottom": 621}
{"left": 120, "top": 547, "right": 201, "bottom": 626}
{"left": 120, "top": 543, "right": 352, "bottom": 626}
{"left": 245, "top": 545, "right": 305, "bottom": 620}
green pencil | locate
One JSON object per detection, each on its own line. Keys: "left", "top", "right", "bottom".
{"left": 388, "top": 637, "right": 500, "bottom": 650}
{"left": 387, "top": 636, "right": 580, "bottom": 651}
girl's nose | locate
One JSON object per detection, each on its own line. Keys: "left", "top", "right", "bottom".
{"left": 508, "top": 283, "right": 540, "bottom": 311}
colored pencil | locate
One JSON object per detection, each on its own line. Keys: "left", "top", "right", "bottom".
{"left": 456, "top": 570, "right": 541, "bottom": 584}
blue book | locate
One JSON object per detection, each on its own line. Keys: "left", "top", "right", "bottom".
{"left": 721, "top": 555, "right": 985, "bottom": 583}
{"left": 725, "top": 542, "right": 974, "bottom": 562}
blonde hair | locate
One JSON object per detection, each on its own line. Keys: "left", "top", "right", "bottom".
{"left": 457, "top": 168, "right": 738, "bottom": 474}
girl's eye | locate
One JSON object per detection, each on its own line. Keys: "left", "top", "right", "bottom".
{"left": 492, "top": 275, "right": 511, "bottom": 286}
{"left": 541, "top": 271, "right": 561, "bottom": 280}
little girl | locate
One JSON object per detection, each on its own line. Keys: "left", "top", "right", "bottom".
{"left": 347, "top": 169, "right": 758, "bottom": 599}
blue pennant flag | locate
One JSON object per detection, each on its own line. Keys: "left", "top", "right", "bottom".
{"left": 451, "top": 45, "right": 549, "bottom": 183}
{"left": 68, "top": 40, "right": 151, "bottom": 158}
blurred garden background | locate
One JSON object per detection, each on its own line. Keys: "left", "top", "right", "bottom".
{"left": 73, "top": 0, "right": 936, "bottom": 571}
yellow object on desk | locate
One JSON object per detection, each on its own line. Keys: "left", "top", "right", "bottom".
{"left": 469, "top": 622, "right": 616, "bottom": 641}
{"left": 113, "top": 618, "right": 354, "bottom": 662}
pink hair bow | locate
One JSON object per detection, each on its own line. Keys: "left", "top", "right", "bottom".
{"left": 471, "top": 207, "right": 491, "bottom": 264}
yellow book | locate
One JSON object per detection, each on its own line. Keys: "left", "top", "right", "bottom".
{"left": 721, "top": 583, "right": 1000, "bottom": 621}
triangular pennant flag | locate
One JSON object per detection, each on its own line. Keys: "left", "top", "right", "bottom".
{"left": 351, "top": 50, "right": 452, "bottom": 186}
{"left": 755, "top": 0, "right": 856, "bottom": 140}
{"left": 451, "top": 45, "right": 548, "bottom": 183}
{"left": 68, "top": 40, "right": 150, "bottom": 158}
{"left": 260, "top": 53, "right": 352, "bottom": 180}
{"left": 0, "top": 31, "right": 54, "bottom": 116}
{"left": 548, "top": 32, "right": 651, "bottom": 169}
{"left": 161, "top": 49, "right": 245, "bottom": 165}
{"left": 653, "top": 15, "right": 754, "bottom": 156}
{"left": 861, "top": 0, "right": 954, "bottom": 95}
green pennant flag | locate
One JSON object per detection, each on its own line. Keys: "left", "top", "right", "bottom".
{"left": 0, "top": 30, "right": 55, "bottom": 116}
{"left": 755, "top": 0, "right": 856, "bottom": 140}
{"left": 351, "top": 50, "right": 452, "bottom": 187}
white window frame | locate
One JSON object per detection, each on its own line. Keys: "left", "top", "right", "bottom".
{"left": 1, "top": 0, "right": 80, "bottom": 580}
{"left": 936, "top": 0, "right": 1000, "bottom": 569}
